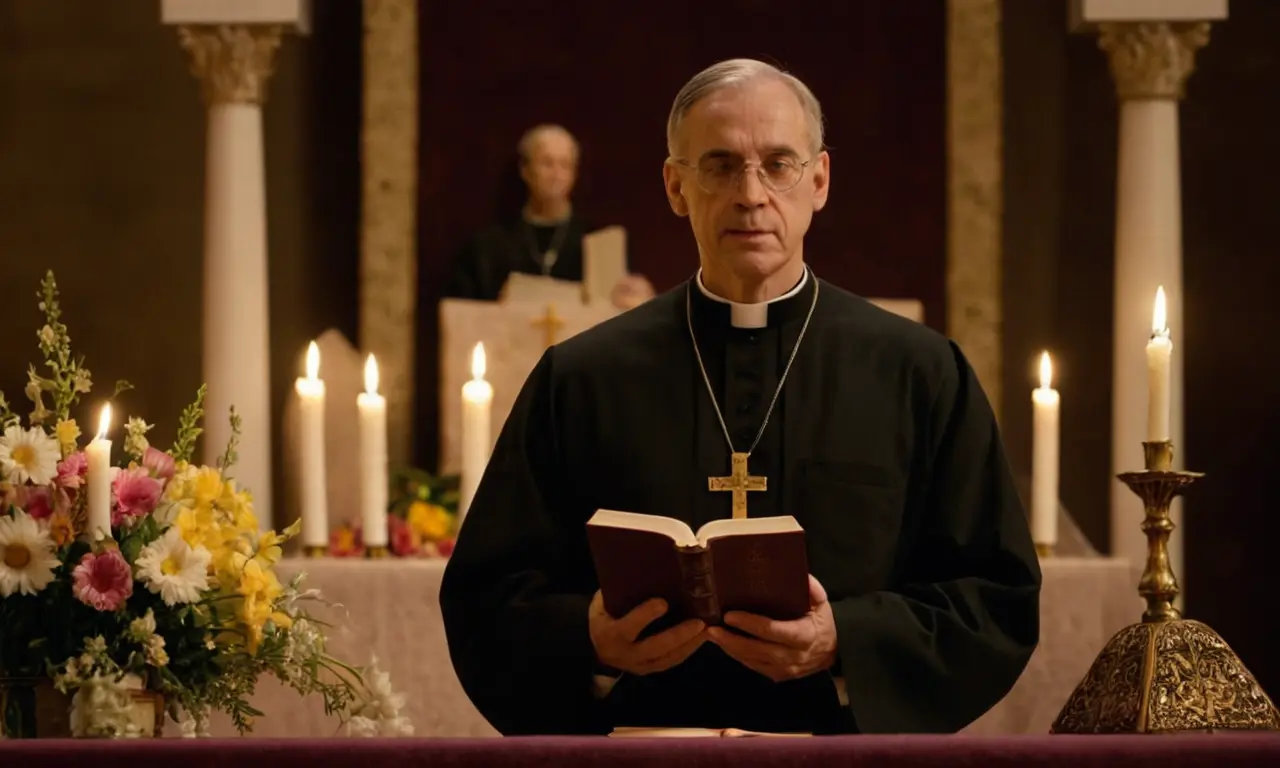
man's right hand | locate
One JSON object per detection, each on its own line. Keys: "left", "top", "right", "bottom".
{"left": 589, "top": 591, "right": 707, "bottom": 675}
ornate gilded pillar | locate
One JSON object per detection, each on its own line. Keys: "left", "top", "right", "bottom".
{"left": 174, "top": 24, "right": 285, "bottom": 526}
{"left": 1081, "top": 10, "right": 1220, "bottom": 599}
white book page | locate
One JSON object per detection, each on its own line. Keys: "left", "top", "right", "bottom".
{"left": 587, "top": 509, "right": 697, "bottom": 547}
{"left": 694, "top": 515, "right": 802, "bottom": 546}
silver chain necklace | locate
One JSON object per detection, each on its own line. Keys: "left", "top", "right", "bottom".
{"left": 685, "top": 270, "right": 819, "bottom": 518}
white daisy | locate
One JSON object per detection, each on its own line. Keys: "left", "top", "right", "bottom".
{"left": 134, "top": 527, "right": 211, "bottom": 606}
{"left": 0, "top": 509, "right": 61, "bottom": 596}
{"left": 0, "top": 425, "right": 61, "bottom": 485}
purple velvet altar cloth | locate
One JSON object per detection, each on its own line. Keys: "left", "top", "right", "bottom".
{"left": 3, "top": 735, "right": 1280, "bottom": 767}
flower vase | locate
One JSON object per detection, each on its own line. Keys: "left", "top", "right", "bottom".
{"left": 0, "top": 676, "right": 164, "bottom": 738}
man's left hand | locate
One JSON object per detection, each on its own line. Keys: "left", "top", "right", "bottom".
{"left": 707, "top": 574, "right": 838, "bottom": 683}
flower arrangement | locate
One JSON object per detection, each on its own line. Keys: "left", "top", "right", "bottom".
{"left": 0, "top": 272, "right": 411, "bottom": 738}
{"left": 329, "top": 467, "right": 458, "bottom": 558}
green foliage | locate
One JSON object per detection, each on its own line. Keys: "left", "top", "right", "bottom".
{"left": 171, "top": 384, "right": 207, "bottom": 464}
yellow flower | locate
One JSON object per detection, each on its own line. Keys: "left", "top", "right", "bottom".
{"left": 253, "top": 530, "right": 284, "bottom": 568}
{"left": 54, "top": 419, "right": 80, "bottom": 456}
{"left": 47, "top": 510, "right": 74, "bottom": 548}
{"left": 234, "top": 557, "right": 291, "bottom": 653}
{"left": 407, "top": 502, "right": 451, "bottom": 541}
{"left": 191, "top": 467, "right": 224, "bottom": 509}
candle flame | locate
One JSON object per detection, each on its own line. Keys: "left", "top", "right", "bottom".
{"left": 364, "top": 354, "right": 380, "bottom": 395}
{"left": 96, "top": 403, "right": 112, "bottom": 440}
{"left": 471, "top": 342, "right": 486, "bottom": 380}
{"left": 305, "top": 341, "right": 320, "bottom": 380}
{"left": 1038, "top": 351, "right": 1053, "bottom": 390}
{"left": 1152, "top": 286, "right": 1167, "bottom": 334}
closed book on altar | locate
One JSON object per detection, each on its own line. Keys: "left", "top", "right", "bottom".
{"left": 586, "top": 510, "right": 809, "bottom": 625}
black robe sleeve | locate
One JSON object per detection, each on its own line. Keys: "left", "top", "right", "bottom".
{"left": 832, "top": 340, "right": 1041, "bottom": 733}
{"left": 439, "top": 350, "right": 608, "bottom": 735}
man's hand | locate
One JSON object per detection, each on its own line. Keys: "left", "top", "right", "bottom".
{"left": 707, "top": 575, "right": 838, "bottom": 682}
{"left": 589, "top": 591, "right": 708, "bottom": 675}
{"left": 610, "top": 274, "right": 656, "bottom": 310}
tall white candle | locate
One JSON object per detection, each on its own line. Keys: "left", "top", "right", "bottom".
{"left": 358, "top": 354, "right": 389, "bottom": 549}
{"left": 1031, "top": 352, "right": 1060, "bottom": 551}
{"left": 295, "top": 341, "right": 329, "bottom": 551}
{"left": 1146, "top": 286, "right": 1172, "bottom": 443}
{"left": 459, "top": 342, "right": 493, "bottom": 523}
{"left": 85, "top": 403, "right": 113, "bottom": 541}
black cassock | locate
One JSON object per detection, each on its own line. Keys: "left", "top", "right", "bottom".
{"left": 444, "top": 211, "right": 598, "bottom": 301}
{"left": 439, "top": 271, "right": 1041, "bottom": 735}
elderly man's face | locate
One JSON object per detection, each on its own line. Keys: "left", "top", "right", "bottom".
{"left": 664, "top": 78, "right": 829, "bottom": 285}
{"left": 521, "top": 131, "right": 578, "bottom": 205}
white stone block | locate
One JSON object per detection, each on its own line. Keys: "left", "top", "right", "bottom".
{"left": 1069, "top": 0, "right": 1227, "bottom": 30}
{"left": 161, "top": 0, "right": 310, "bottom": 33}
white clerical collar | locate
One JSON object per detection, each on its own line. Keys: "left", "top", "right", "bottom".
{"left": 695, "top": 267, "right": 810, "bottom": 329}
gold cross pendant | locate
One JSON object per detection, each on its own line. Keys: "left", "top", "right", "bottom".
{"left": 708, "top": 452, "right": 767, "bottom": 520}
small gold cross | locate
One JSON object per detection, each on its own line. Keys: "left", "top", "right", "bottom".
{"left": 530, "top": 303, "right": 566, "bottom": 348}
{"left": 708, "top": 452, "right": 767, "bottom": 520}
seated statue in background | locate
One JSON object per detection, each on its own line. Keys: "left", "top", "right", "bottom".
{"left": 444, "top": 123, "right": 655, "bottom": 310}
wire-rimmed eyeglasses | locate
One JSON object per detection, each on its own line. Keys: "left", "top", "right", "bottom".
{"left": 668, "top": 154, "right": 814, "bottom": 195}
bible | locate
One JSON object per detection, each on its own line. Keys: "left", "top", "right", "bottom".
{"left": 585, "top": 510, "right": 809, "bottom": 625}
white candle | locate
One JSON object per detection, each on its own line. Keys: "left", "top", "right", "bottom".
{"left": 1031, "top": 352, "right": 1060, "bottom": 550}
{"left": 85, "top": 404, "right": 113, "bottom": 541}
{"left": 1146, "top": 286, "right": 1172, "bottom": 443}
{"left": 358, "top": 354, "right": 389, "bottom": 549}
{"left": 295, "top": 341, "right": 329, "bottom": 550}
{"left": 459, "top": 342, "right": 493, "bottom": 523}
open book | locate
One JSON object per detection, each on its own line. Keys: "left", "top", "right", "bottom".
{"left": 586, "top": 510, "right": 809, "bottom": 626}
{"left": 609, "top": 727, "right": 812, "bottom": 738}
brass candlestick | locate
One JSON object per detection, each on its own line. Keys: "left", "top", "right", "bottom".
{"left": 303, "top": 545, "right": 327, "bottom": 558}
{"left": 1051, "top": 441, "right": 1280, "bottom": 733}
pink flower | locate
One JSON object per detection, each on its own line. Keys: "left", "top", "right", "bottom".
{"left": 111, "top": 466, "right": 163, "bottom": 525}
{"left": 142, "top": 447, "right": 176, "bottom": 482}
{"left": 72, "top": 550, "right": 133, "bottom": 611}
{"left": 56, "top": 452, "right": 88, "bottom": 489}
{"left": 16, "top": 485, "right": 54, "bottom": 520}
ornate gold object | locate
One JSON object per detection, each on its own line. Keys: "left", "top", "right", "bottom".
{"left": 366, "top": 545, "right": 389, "bottom": 559}
{"left": 1051, "top": 441, "right": 1280, "bottom": 733}
{"left": 177, "top": 25, "right": 284, "bottom": 105}
{"left": 1097, "top": 22, "right": 1211, "bottom": 101}
{"left": 303, "top": 545, "right": 327, "bottom": 559}
{"left": 707, "top": 452, "right": 767, "bottom": 520}
{"left": 1035, "top": 543, "right": 1054, "bottom": 559}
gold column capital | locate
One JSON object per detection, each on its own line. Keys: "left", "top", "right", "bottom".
{"left": 1097, "top": 22, "right": 1212, "bottom": 101}
{"left": 177, "top": 25, "right": 284, "bottom": 106}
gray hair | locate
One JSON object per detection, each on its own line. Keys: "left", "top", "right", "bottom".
{"left": 517, "top": 123, "right": 579, "bottom": 162}
{"left": 666, "top": 58, "right": 825, "bottom": 157}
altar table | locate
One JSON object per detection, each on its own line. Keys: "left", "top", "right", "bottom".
{"left": 7, "top": 735, "right": 1280, "bottom": 767}
{"left": 205, "top": 556, "right": 1134, "bottom": 738}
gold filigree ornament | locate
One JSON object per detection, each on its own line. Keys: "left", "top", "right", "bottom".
{"left": 1051, "top": 442, "right": 1280, "bottom": 733}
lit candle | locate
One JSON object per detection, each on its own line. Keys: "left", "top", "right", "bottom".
{"left": 1031, "top": 352, "right": 1060, "bottom": 552}
{"left": 295, "top": 341, "right": 329, "bottom": 552}
{"left": 85, "top": 403, "right": 113, "bottom": 540}
{"left": 358, "top": 354, "right": 389, "bottom": 550}
{"left": 1146, "top": 286, "right": 1172, "bottom": 443}
{"left": 459, "top": 342, "right": 493, "bottom": 522}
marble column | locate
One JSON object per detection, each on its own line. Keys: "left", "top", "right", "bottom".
{"left": 176, "top": 25, "right": 283, "bottom": 525}
{"left": 1096, "top": 21, "right": 1213, "bottom": 599}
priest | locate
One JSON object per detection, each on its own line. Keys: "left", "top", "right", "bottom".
{"left": 440, "top": 59, "right": 1041, "bottom": 736}
{"left": 443, "top": 123, "right": 654, "bottom": 309}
